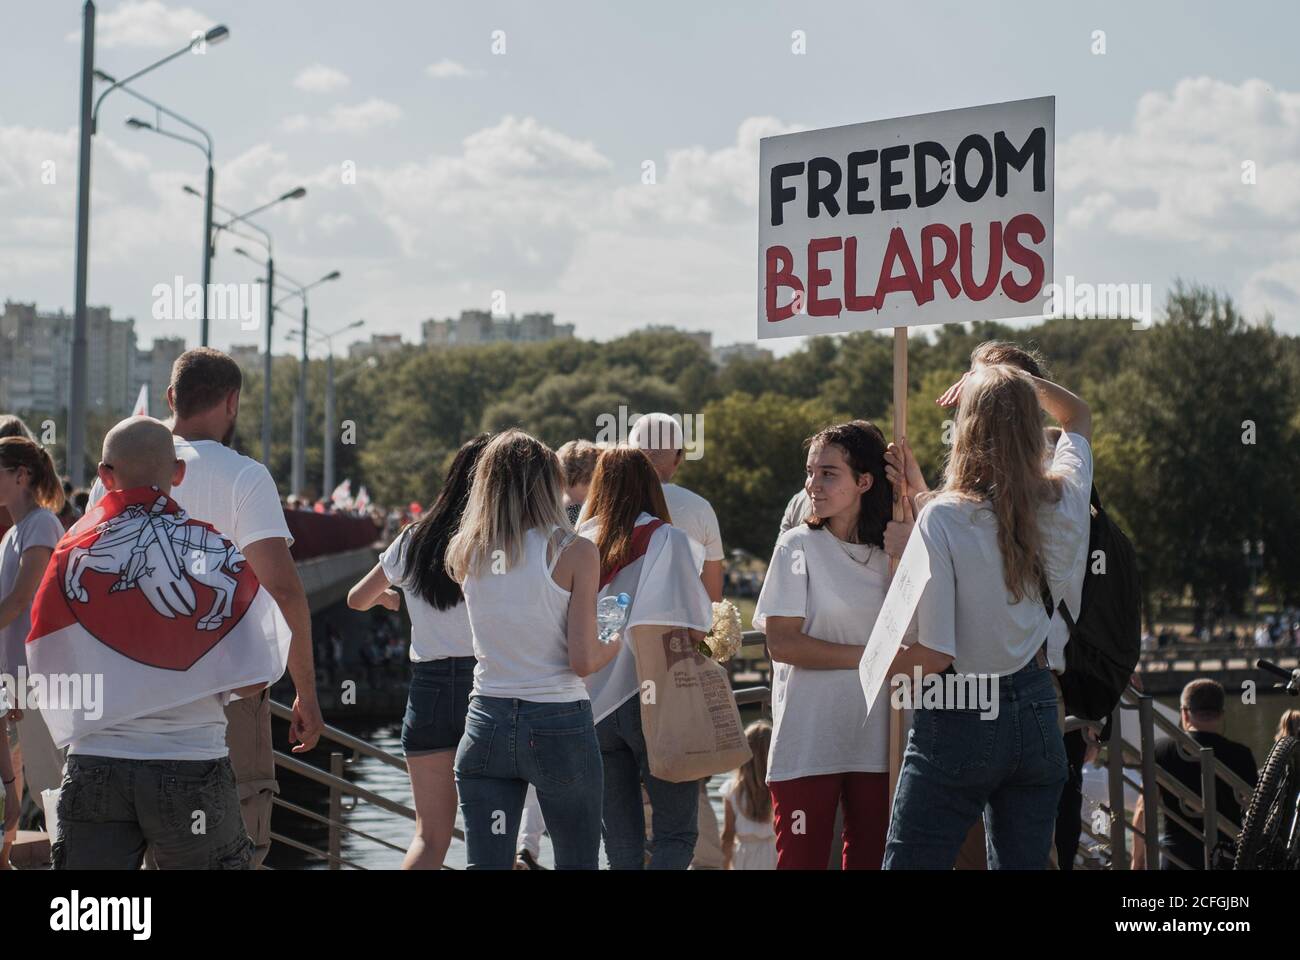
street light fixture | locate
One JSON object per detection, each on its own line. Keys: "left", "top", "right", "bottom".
{"left": 109, "top": 82, "right": 216, "bottom": 346}
{"left": 247, "top": 264, "right": 341, "bottom": 497}
{"left": 68, "top": 0, "right": 228, "bottom": 483}
{"left": 194, "top": 188, "right": 306, "bottom": 463}
{"left": 286, "top": 319, "right": 365, "bottom": 497}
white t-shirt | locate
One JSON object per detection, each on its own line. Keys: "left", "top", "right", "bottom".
{"left": 913, "top": 431, "right": 1094, "bottom": 676}
{"left": 463, "top": 528, "right": 588, "bottom": 703}
{"left": 70, "top": 698, "right": 229, "bottom": 760}
{"left": 662, "top": 483, "right": 724, "bottom": 562}
{"left": 89, "top": 437, "right": 292, "bottom": 552}
{"left": 0, "top": 508, "right": 64, "bottom": 676}
{"left": 81, "top": 435, "right": 291, "bottom": 759}
{"left": 753, "top": 524, "right": 892, "bottom": 782}
{"left": 379, "top": 527, "right": 473, "bottom": 661}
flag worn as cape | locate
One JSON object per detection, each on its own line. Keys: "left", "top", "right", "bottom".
{"left": 579, "top": 513, "right": 712, "bottom": 723}
{"left": 26, "top": 485, "right": 292, "bottom": 748}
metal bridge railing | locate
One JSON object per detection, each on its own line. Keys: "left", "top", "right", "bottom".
{"left": 266, "top": 681, "right": 773, "bottom": 870}
{"left": 267, "top": 699, "right": 460, "bottom": 869}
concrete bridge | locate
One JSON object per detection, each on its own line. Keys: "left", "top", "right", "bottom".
{"left": 285, "top": 509, "right": 381, "bottom": 612}
{"left": 1137, "top": 642, "right": 1299, "bottom": 695}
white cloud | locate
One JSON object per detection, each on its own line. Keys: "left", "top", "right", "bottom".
{"left": 1058, "top": 76, "right": 1300, "bottom": 332}
{"left": 426, "top": 59, "right": 472, "bottom": 79}
{"left": 614, "top": 115, "right": 801, "bottom": 225}
{"left": 281, "top": 99, "right": 403, "bottom": 135}
{"left": 1059, "top": 77, "right": 1300, "bottom": 247}
{"left": 293, "top": 64, "right": 350, "bottom": 94}
{"left": 68, "top": 0, "right": 215, "bottom": 49}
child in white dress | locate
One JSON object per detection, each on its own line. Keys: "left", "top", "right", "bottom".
{"left": 720, "top": 721, "right": 777, "bottom": 870}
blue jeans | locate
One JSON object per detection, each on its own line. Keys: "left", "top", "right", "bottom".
{"left": 883, "top": 663, "right": 1068, "bottom": 869}
{"left": 596, "top": 695, "right": 700, "bottom": 870}
{"left": 454, "top": 695, "right": 602, "bottom": 870}
{"left": 401, "top": 657, "right": 475, "bottom": 756}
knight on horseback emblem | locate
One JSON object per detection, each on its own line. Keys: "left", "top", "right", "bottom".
{"left": 64, "top": 494, "right": 247, "bottom": 630}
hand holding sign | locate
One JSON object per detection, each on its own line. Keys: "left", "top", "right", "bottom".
{"left": 884, "top": 494, "right": 916, "bottom": 561}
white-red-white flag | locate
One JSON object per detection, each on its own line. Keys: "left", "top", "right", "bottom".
{"left": 578, "top": 513, "right": 711, "bottom": 722}
{"left": 26, "top": 486, "right": 292, "bottom": 748}
{"left": 131, "top": 384, "right": 150, "bottom": 417}
{"left": 330, "top": 479, "right": 352, "bottom": 510}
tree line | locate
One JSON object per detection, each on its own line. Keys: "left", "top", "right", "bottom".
{"left": 26, "top": 283, "right": 1300, "bottom": 627}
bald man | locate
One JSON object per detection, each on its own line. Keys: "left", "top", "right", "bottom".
{"left": 98, "top": 416, "right": 186, "bottom": 494}
{"left": 51, "top": 415, "right": 255, "bottom": 870}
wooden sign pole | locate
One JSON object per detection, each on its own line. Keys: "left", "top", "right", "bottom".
{"left": 888, "top": 326, "right": 908, "bottom": 807}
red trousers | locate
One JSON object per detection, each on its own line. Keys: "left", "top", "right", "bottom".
{"left": 769, "top": 771, "right": 890, "bottom": 870}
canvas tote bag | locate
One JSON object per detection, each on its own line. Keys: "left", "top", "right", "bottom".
{"left": 629, "top": 623, "right": 751, "bottom": 782}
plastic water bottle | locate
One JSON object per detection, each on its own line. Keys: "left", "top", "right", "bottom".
{"left": 597, "top": 593, "right": 631, "bottom": 644}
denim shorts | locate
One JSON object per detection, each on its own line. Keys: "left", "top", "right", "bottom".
{"left": 401, "top": 656, "right": 476, "bottom": 756}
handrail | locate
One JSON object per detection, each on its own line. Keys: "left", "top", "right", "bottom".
{"left": 267, "top": 698, "right": 464, "bottom": 869}
{"left": 269, "top": 700, "right": 409, "bottom": 772}
{"left": 1108, "top": 684, "right": 1255, "bottom": 869}
{"left": 266, "top": 676, "right": 771, "bottom": 869}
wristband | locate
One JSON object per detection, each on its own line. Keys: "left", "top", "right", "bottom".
{"left": 1, "top": 777, "right": 14, "bottom": 786}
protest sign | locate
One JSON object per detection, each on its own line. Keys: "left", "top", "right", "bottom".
{"left": 758, "top": 96, "right": 1054, "bottom": 339}
{"left": 859, "top": 523, "right": 932, "bottom": 719}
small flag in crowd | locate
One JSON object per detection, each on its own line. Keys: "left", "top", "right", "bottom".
{"left": 25, "top": 486, "right": 292, "bottom": 748}
{"left": 131, "top": 384, "right": 150, "bottom": 417}
{"left": 330, "top": 479, "right": 352, "bottom": 510}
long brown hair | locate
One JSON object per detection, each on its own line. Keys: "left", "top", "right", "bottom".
{"left": 732, "top": 720, "right": 772, "bottom": 821}
{"left": 0, "top": 437, "right": 64, "bottom": 513}
{"left": 940, "top": 364, "right": 1062, "bottom": 603}
{"left": 581, "top": 447, "right": 670, "bottom": 579}
{"left": 445, "top": 430, "right": 569, "bottom": 581}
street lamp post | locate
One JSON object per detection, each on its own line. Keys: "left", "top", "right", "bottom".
{"left": 69, "top": 2, "right": 228, "bottom": 482}
{"left": 263, "top": 270, "right": 341, "bottom": 498}
{"left": 285, "top": 320, "right": 365, "bottom": 497}
{"left": 200, "top": 187, "right": 306, "bottom": 462}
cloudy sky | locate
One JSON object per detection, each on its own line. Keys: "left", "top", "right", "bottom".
{"left": 2, "top": 0, "right": 1298, "bottom": 359}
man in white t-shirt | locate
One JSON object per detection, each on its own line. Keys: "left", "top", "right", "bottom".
{"left": 88, "top": 349, "right": 322, "bottom": 868}
{"left": 56, "top": 417, "right": 263, "bottom": 868}
{"left": 628, "top": 413, "right": 723, "bottom": 602}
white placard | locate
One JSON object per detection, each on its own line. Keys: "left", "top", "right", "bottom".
{"left": 758, "top": 96, "right": 1054, "bottom": 339}
{"left": 859, "top": 527, "right": 932, "bottom": 718}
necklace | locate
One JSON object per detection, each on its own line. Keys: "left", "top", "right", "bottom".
{"left": 825, "top": 528, "right": 874, "bottom": 566}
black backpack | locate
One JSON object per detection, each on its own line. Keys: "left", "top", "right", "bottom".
{"left": 1050, "top": 487, "right": 1143, "bottom": 722}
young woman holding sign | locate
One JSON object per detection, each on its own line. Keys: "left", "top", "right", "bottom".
{"left": 882, "top": 364, "right": 1092, "bottom": 870}
{"left": 753, "top": 421, "right": 900, "bottom": 869}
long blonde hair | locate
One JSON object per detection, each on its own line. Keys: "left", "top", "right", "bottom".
{"left": 732, "top": 720, "right": 772, "bottom": 822}
{"left": 940, "top": 364, "right": 1062, "bottom": 603}
{"left": 1276, "top": 709, "right": 1300, "bottom": 743}
{"left": 445, "top": 429, "right": 569, "bottom": 582}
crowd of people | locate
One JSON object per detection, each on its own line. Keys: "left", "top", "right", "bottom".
{"left": 0, "top": 339, "right": 1295, "bottom": 871}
